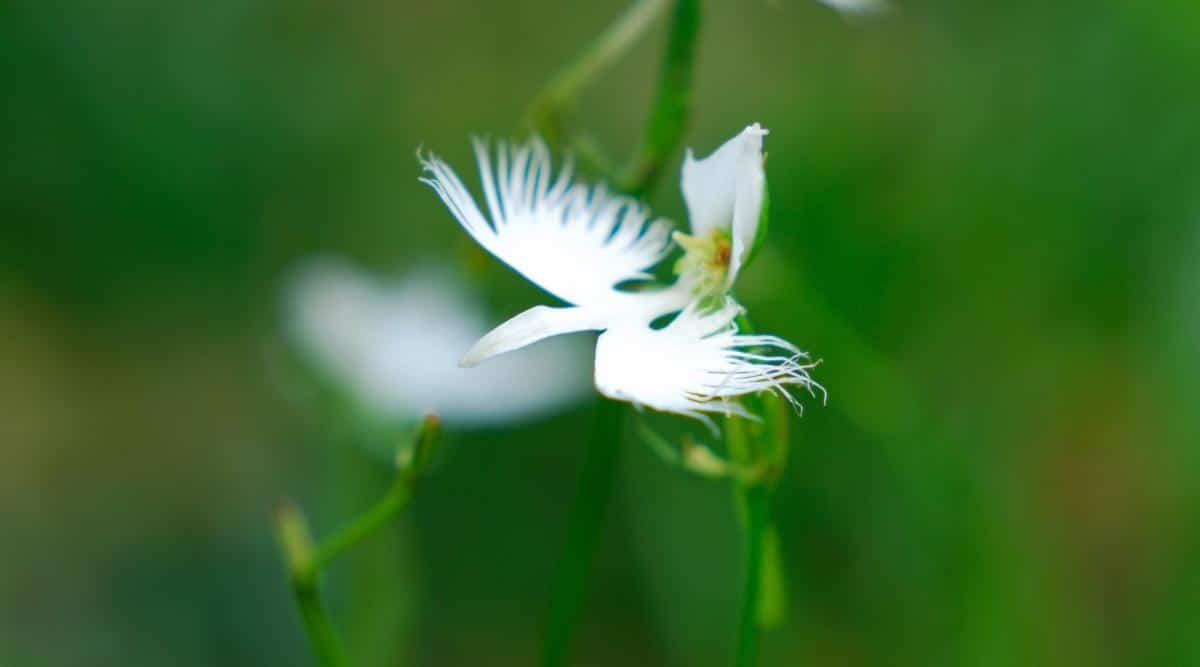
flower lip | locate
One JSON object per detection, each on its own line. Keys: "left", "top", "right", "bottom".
{"left": 593, "top": 297, "right": 823, "bottom": 429}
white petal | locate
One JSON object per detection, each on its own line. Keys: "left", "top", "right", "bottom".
{"left": 285, "top": 258, "right": 592, "bottom": 430}
{"left": 593, "top": 298, "right": 823, "bottom": 425}
{"left": 458, "top": 281, "right": 696, "bottom": 366}
{"left": 420, "top": 138, "right": 673, "bottom": 308}
{"left": 680, "top": 124, "right": 768, "bottom": 285}
{"left": 459, "top": 304, "right": 607, "bottom": 367}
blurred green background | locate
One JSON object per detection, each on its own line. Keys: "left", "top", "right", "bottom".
{"left": 3, "top": 0, "right": 1200, "bottom": 665}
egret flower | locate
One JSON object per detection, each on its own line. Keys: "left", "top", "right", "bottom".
{"left": 285, "top": 258, "right": 592, "bottom": 427}
{"left": 420, "top": 125, "right": 821, "bottom": 424}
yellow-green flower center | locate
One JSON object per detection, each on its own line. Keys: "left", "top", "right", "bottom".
{"left": 673, "top": 228, "right": 732, "bottom": 298}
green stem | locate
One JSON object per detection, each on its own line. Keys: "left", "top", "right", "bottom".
{"left": 276, "top": 501, "right": 348, "bottom": 667}
{"left": 735, "top": 484, "right": 769, "bottom": 667}
{"left": 276, "top": 415, "right": 440, "bottom": 666}
{"left": 291, "top": 575, "right": 348, "bottom": 667}
{"left": 726, "top": 411, "right": 773, "bottom": 667}
{"left": 541, "top": 398, "right": 623, "bottom": 667}
{"left": 313, "top": 413, "right": 440, "bottom": 568}
{"left": 530, "top": 4, "right": 700, "bottom": 664}
{"left": 529, "top": 0, "right": 674, "bottom": 145}
{"left": 621, "top": 0, "right": 701, "bottom": 195}
{"left": 313, "top": 473, "right": 415, "bottom": 570}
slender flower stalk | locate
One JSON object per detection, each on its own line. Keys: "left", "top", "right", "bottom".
{"left": 521, "top": 4, "right": 702, "bottom": 665}
{"left": 621, "top": 0, "right": 700, "bottom": 195}
{"left": 275, "top": 500, "right": 348, "bottom": 667}
{"left": 735, "top": 480, "right": 770, "bottom": 667}
{"left": 541, "top": 398, "right": 623, "bottom": 667}
{"left": 528, "top": 0, "right": 674, "bottom": 146}
{"left": 275, "top": 414, "right": 441, "bottom": 666}
{"left": 332, "top": 413, "right": 440, "bottom": 563}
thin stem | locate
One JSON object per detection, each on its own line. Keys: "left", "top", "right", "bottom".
{"left": 313, "top": 414, "right": 440, "bottom": 567}
{"left": 291, "top": 575, "right": 349, "bottom": 667}
{"left": 275, "top": 501, "right": 348, "bottom": 667}
{"left": 530, "top": 4, "right": 700, "bottom": 664}
{"left": 313, "top": 473, "right": 415, "bottom": 570}
{"left": 541, "top": 398, "right": 623, "bottom": 667}
{"left": 276, "top": 415, "right": 440, "bottom": 666}
{"left": 621, "top": 0, "right": 701, "bottom": 195}
{"left": 735, "top": 484, "right": 769, "bottom": 667}
{"left": 529, "top": 0, "right": 674, "bottom": 145}
{"left": 726, "top": 412, "right": 772, "bottom": 667}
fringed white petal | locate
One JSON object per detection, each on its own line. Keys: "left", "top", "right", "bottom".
{"left": 680, "top": 124, "right": 768, "bottom": 285}
{"left": 593, "top": 298, "right": 823, "bottom": 428}
{"left": 420, "top": 137, "right": 674, "bottom": 308}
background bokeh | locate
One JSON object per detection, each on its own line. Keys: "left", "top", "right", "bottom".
{"left": 3, "top": 0, "right": 1199, "bottom": 665}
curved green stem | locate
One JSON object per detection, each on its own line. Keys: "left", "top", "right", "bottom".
{"left": 621, "top": 0, "right": 701, "bottom": 196}
{"left": 313, "top": 472, "right": 416, "bottom": 570}
{"left": 276, "top": 415, "right": 440, "bottom": 666}
{"left": 529, "top": 0, "right": 674, "bottom": 145}
{"left": 541, "top": 398, "right": 623, "bottom": 667}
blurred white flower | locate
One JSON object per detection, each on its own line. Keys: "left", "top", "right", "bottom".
{"left": 817, "top": 0, "right": 888, "bottom": 15}
{"left": 420, "top": 125, "right": 821, "bottom": 425}
{"left": 285, "top": 258, "right": 592, "bottom": 427}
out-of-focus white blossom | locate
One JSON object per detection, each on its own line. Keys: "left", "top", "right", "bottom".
{"left": 817, "top": 0, "right": 888, "bottom": 15}
{"left": 285, "top": 258, "right": 592, "bottom": 427}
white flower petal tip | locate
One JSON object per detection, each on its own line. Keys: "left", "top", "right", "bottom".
{"left": 593, "top": 299, "right": 824, "bottom": 427}
{"left": 680, "top": 125, "right": 769, "bottom": 286}
{"left": 419, "top": 137, "right": 674, "bottom": 309}
{"left": 457, "top": 305, "right": 605, "bottom": 368}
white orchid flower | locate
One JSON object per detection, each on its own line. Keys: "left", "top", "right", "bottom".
{"left": 285, "top": 258, "right": 591, "bottom": 427}
{"left": 420, "top": 124, "right": 821, "bottom": 423}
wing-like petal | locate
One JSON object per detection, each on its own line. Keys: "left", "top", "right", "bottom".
{"left": 593, "top": 298, "right": 823, "bottom": 428}
{"left": 421, "top": 138, "right": 673, "bottom": 308}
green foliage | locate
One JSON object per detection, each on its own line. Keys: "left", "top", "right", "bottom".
{"left": 3, "top": 0, "right": 1200, "bottom": 665}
